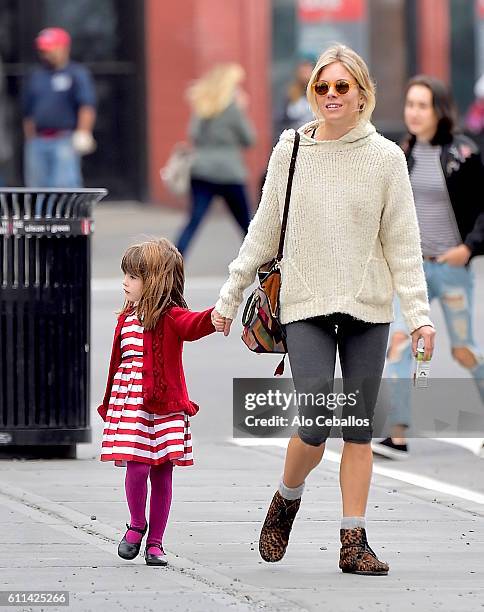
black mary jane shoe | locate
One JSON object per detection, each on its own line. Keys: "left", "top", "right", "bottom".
{"left": 117, "top": 522, "right": 148, "bottom": 560}
{"left": 144, "top": 540, "right": 168, "bottom": 566}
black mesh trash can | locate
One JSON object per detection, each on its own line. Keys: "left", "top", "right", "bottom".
{"left": 0, "top": 188, "right": 107, "bottom": 458}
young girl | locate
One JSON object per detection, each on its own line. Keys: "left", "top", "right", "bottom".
{"left": 98, "top": 238, "right": 215, "bottom": 566}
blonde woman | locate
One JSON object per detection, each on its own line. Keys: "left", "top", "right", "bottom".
{"left": 212, "top": 45, "right": 435, "bottom": 575}
{"left": 176, "top": 63, "right": 256, "bottom": 255}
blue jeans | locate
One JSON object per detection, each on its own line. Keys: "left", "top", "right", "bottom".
{"left": 176, "top": 179, "right": 251, "bottom": 255}
{"left": 24, "top": 135, "right": 82, "bottom": 188}
{"left": 385, "top": 260, "right": 484, "bottom": 428}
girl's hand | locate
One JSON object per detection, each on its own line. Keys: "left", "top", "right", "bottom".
{"left": 436, "top": 244, "right": 471, "bottom": 266}
{"left": 410, "top": 325, "right": 435, "bottom": 361}
{"left": 211, "top": 309, "right": 233, "bottom": 336}
{"left": 211, "top": 310, "right": 224, "bottom": 332}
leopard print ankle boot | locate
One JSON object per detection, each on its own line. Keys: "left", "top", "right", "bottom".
{"left": 339, "top": 527, "right": 389, "bottom": 575}
{"left": 259, "top": 491, "right": 301, "bottom": 562}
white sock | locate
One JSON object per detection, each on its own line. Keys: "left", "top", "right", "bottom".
{"left": 341, "top": 516, "right": 366, "bottom": 529}
{"left": 278, "top": 477, "right": 304, "bottom": 500}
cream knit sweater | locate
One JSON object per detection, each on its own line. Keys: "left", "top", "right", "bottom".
{"left": 215, "top": 120, "right": 434, "bottom": 333}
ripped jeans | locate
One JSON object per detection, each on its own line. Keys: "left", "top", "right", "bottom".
{"left": 385, "top": 260, "right": 484, "bottom": 428}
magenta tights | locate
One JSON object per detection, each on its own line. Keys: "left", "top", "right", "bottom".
{"left": 125, "top": 460, "right": 173, "bottom": 555}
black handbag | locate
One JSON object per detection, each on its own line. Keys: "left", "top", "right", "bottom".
{"left": 241, "top": 131, "right": 300, "bottom": 375}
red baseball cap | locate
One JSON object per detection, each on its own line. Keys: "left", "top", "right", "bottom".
{"left": 35, "top": 28, "right": 71, "bottom": 51}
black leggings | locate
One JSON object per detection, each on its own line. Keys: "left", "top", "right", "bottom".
{"left": 285, "top": 313, "right": 390, "bottom": 445}
{"left": 176, "top": 178, "right": 251, "bottom": 255}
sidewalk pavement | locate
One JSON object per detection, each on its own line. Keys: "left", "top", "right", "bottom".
{"left": 1, "top": 202, "right": 484, "bottom": 611}
{"left": 1, "top": 438, "right": 483, "bottom": 612}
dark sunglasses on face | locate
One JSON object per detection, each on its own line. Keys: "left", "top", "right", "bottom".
{"left": 311, "top": 79, "right": 358, "bottom": 96}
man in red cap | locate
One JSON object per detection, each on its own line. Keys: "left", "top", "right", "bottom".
{"left": 22, "top": 27, "right": 97, "bottom": 187}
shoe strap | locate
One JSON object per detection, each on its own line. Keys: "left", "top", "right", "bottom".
{"left": 364, "top": 542, "right": 377, "bottom": 558}
{"left": 278, "top": 497, "right": 299, "bottom": 516}
{"left": 145, "top": 542, "right": 165, "bottom": 557}
{"left": 360, "top": 530, "right": 378, "bottom": 558}
{"left": 126, "top": 522, "right": 147, "bottom": 535}
{"left": 341, "top": 542, "right": 378, "bottom": 560}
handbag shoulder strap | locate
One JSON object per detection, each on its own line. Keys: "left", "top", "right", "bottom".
{"left": 276, "top": 130, "right": 300, "bottom": 262}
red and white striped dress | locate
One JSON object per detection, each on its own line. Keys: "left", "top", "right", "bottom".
{"left": 100, "top": 313, "right": 193, "bottom": 467}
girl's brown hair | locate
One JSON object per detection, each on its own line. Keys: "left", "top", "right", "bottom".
{"left": 119, "top": 238, "right": 187, "bottom": 330}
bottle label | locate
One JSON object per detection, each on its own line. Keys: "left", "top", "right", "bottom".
{"left": 414, "top": 343, "right": 431, "bottom": 388}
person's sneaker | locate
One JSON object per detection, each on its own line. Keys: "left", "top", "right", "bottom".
{"left": 371, "top": 438, "right": 408, "bottom": 460}
{"left": 339, "top": 527, "right": 389, "bottom": 575}
{"left": 259, "top": 491, "right": 301, "bottom": 562}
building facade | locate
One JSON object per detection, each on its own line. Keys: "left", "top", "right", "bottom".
{"left": 0, "top": 0, "right": 481, "bottom": 203}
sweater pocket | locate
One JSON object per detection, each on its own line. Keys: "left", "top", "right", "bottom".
{"left": 279, "top": 258, "right": 314, "bottom": 305}
{"left": 355, "top": 257, "right": 393, "bottom": 306}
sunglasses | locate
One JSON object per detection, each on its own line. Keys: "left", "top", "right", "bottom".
{"left": 312, "top": 79, "right": 358, "bottom": 96}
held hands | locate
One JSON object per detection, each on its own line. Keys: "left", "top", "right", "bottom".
{"left": 211, "top": 309, "right": 233, "bottom": 336}
{"left": 410, "top": 325, "right": 435, "bottom": 361}
{"left": 436, "top": 244, "right": 471, "bottom": 266}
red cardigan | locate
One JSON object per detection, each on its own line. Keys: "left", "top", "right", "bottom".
{"left": 98, "top": 305, "right": 215, "bottom": 421}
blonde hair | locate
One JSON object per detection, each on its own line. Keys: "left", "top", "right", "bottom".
{"left": 119, "top": 238, "right": 187, "bottom": 330}
{"left": 306, "top": 44, "right": 376, "bottom": 124}
{"left": 187, "top": 63, "right": 245, "bottom": 119}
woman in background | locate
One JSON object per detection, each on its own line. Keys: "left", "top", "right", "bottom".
{"left": 275, "top": 56, "right": 315, "bottom": 135}
{"left": 373, "top": 75, "right": 484, "bottom": 460}
{"left": 176, "top": 63, "right": 256, "bottom": 255}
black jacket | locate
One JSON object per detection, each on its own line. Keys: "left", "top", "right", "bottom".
{"left": 404, "top": 134, "right": 484, "bottom": 259}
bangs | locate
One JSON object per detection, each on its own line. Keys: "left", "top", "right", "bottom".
{"left": 307, "top": 44, "right": 376, "bottom": 123}
{"left": 121, "top": 245, "right": 144, "bottom": 277}
{"left": 118, "top": 237, "right": 188, "bottom": 328}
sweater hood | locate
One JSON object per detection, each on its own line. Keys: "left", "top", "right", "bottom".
{"left": 279, "top": 119, "right": 377, "bottom": 150}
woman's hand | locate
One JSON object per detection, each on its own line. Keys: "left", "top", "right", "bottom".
{"left": 410, "top": 325, "right": 436, "bottom": 361}
{"left": 436, "top": 244, "right": 471, "bottom": 266}
{"left": 211, "top": 310, "right": 233, "bottom": 336}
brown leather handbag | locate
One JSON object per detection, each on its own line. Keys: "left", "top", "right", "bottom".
{"left": 241, "top": 131, "right": 300, "bottom": 375}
